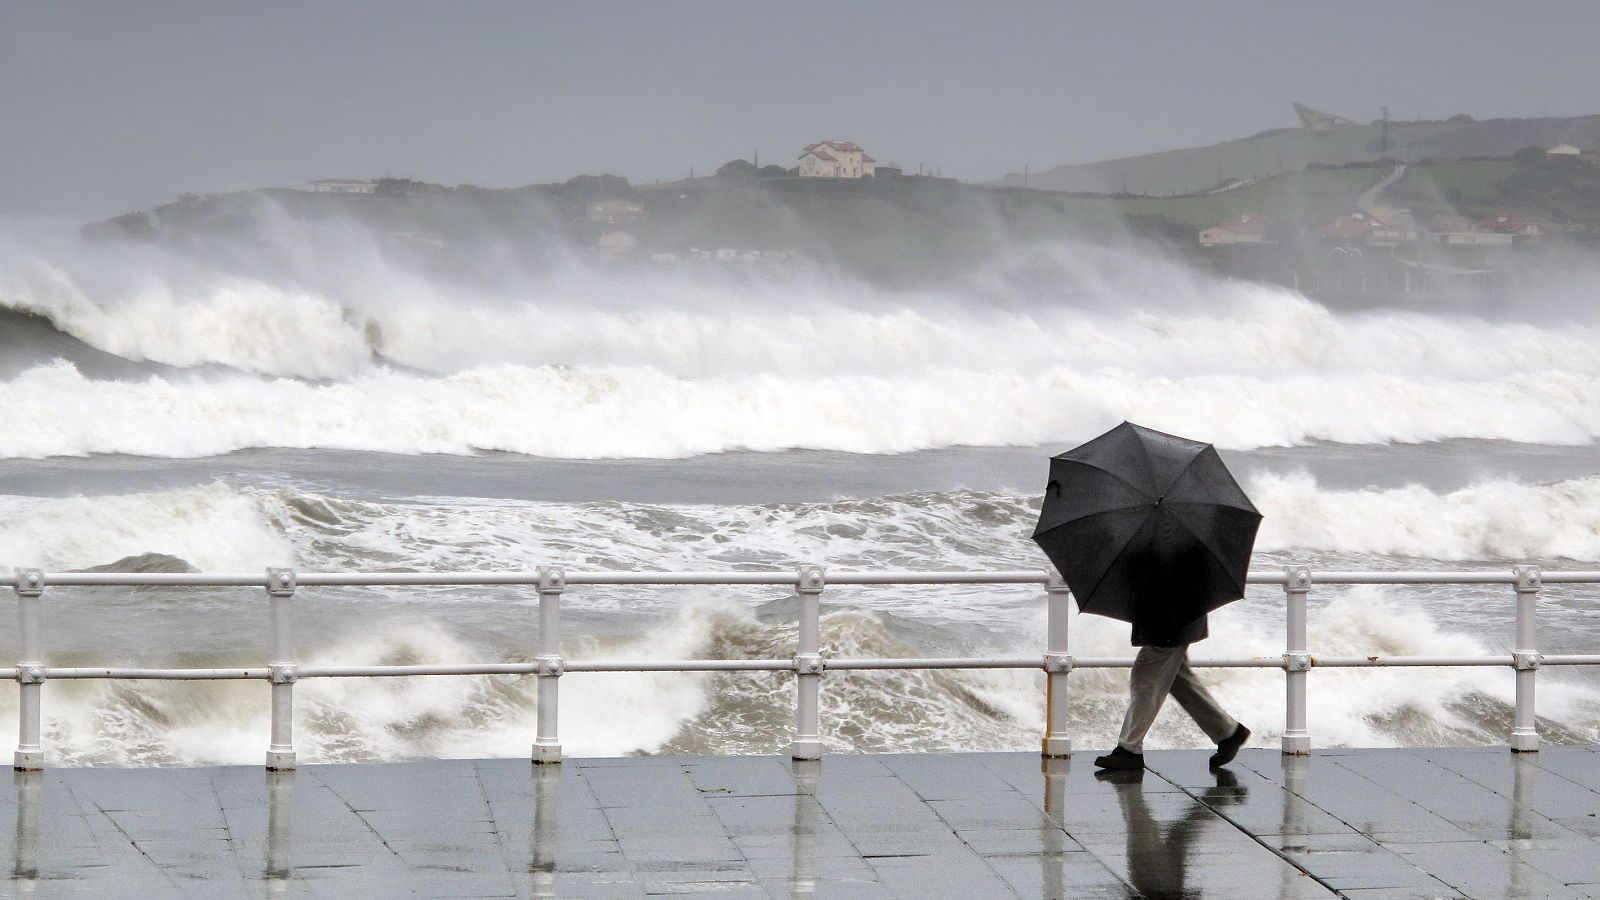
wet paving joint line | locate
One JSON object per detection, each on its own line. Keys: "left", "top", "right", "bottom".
{"left": 1412, "top": 753, "right": 1600, "bottom": 889}
{"left": 1234, "top": 756, "right": 1471, "bottom": 895}
{"left": 1151, "top": 766, "right": 1349, "bottom": 898}
{"left": 308, "top": 769, "right": 407, "bottom": 863}
{"left": 887, "top": 767, "right": 1025, "bottom": 898}
{"left": 1525, "top": 755, "right": 1600, "bottom": 804}
{"left": 581, "top": 767, "right": 636, "bottom": 878}
{"left": 208, "top": 773, "right": 249, "bottom": 888}
{"left": 471, "top": 760, "right": 515, "bottom": 886}
{"left": 89, "top": 797, "right": 191, "bottom": 896}
{"left": 685, "top": 764, "right": 759, "bottom": 878}
{"left": 1423, "top": 755, "right": 1591, "bottom": 835}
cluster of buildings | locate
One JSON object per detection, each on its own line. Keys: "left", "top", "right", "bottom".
{"left": 1199, "top": 207, "right": 1547, "bottom": 249}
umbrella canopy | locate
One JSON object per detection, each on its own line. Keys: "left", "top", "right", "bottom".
{"left": 1032, "top": 422, "right": 1261, "bottom": 630}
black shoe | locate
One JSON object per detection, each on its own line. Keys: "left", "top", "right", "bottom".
{"left": 1093, "top": 745, "right": 1145, "bottom": 771}
{"left": 1210, "top": 724, "right": 1250, "bottom": 769}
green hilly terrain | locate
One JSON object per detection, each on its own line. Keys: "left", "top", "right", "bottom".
{"left": 998, "top": 113, "right": 1600, "bottom": 196}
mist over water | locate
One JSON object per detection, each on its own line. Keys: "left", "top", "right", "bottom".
{"left": 2, "top": 205, "right": 1599, "bottom": 765}
{"left": 5, "top": 210, "right": 1600, "bottom": 459}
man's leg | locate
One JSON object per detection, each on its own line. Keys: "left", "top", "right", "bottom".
{"left": 1168, "top": 659, "right": 1238, "bottom": 743}
{"left": 1116, "top": 646, "right": 1187, "bottom": 753}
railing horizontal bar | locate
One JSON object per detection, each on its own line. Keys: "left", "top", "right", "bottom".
{"left": 299, "top": 573, "right": 541, "bottom": 586}
{"left": 830, "top": 657, "right": 1039, "bottom": 670}
{"left": 1310, "top": 656, "right": 1508, "bottom": 667}
{"left": 45, "top": 667, "right": 269, "bottom": 680}
{"left": 27, "top": 574, "right": 271, "bottom": 587}
{"left": 1289, "top": 572, "right": 1516, "bottom": 584}
{"left": 298, "top": 664, "right": 540, "bottom": 677}
{"left": 567, "top": 660, "right": 793, "bottom": 672}
{"left": 1540, "top": 572, "right": 1600, "bottom": 584}
{"left": 563, "top": 571, "right": 1051, "bottom": 586}
{"left": 565, "top": 573, "right": 810, "bottom": 586}
{"left": 15, "top": 654, "right": 1572, "bottom": 683}
{"left": 14, "top": 569, "right": 1600, "bottom": 590}
{"left": 826, "top": 572, "right": 1048, "bottom": 585}
{"left": 1070, "top": 657, "right": 1284, "bottom": 668}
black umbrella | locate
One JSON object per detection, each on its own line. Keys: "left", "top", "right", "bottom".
{"left": 1032, "top": 422, "right": 1261, "bottom": 630}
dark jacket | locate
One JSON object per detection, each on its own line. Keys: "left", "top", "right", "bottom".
{"left": 1132, "top": 614, "right": 1207, "bottom": 648}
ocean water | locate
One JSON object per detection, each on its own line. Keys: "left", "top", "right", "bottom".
{"left": 2, "top": 216, "right": 1599, "bottom": 766}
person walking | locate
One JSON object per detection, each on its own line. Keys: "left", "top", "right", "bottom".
{"left": 1031, "top": 422, "right": 1261, "bottom": 773}
{"left": 1093, "top": 610, "right": 1249, "bottom": 771}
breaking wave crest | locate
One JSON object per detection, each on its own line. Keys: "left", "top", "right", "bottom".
{"left": 6, "top": 224, "right": 1600, "bottom": 459}
{"left": 6, "top": 473, "right": 1599, "bottom": 581}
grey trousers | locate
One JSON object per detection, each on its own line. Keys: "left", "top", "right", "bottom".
{"left": 1117, "top": 645, "right": 1238, "bottom": 753}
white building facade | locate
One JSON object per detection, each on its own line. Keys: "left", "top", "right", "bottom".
{"left": 309, "top": 179, "right": 377, "bottom": 194}
{"left": 798, "top": 141, "right": 876, "bottom": 178}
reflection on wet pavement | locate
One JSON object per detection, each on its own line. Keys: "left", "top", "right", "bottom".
{"left": 3, "top": 748, "right": 1600, "bottom": 897}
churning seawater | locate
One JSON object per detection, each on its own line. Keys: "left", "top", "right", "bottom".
{"left": 2, "top": 217, "right": 1599, "bottom": 765}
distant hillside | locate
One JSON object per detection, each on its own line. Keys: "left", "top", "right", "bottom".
{"left": 84, "top": 174, "right": 1196, "bottom": 288}
{"left": 997, "top": 113, "right": 1600, "bottom": 195}
{"left": 1386, "top": 151, "right": 1600, "bottom": 223}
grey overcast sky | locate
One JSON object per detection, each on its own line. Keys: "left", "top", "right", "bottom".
{"left": 4, "top": 1, "right": 1599, "bottom": 219}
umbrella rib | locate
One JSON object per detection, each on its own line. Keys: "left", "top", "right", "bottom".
{"left": 1159, "top": 508, "right": 1249, "bottom": 598}
{"left": 1071, "top": 515, "right": 1156, "bottom": 617}
{"left": 1051, "top": 457, "right": 1156, "bottom": 503}
{"left": 1159, "top": 447, "right": 1209, "bottom": 498}
{"left": 1163, "top": 498, "right": 1262, "bottom": 514}
{"left": 1040, "top": 502, "right": 1157, "bottom": 529}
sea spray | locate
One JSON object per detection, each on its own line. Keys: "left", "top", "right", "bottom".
{"left": 8, "top": 227, "right": 1600, "bottom": 457}
{"left": 2, "top": 480, "right": 1598, "bottom": 764}
{"left": 0, "top": 594, "right": 1592, "bottom": 766}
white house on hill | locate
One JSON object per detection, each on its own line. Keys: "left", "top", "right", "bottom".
{"left": 309, "top": 179, "right": 377, "bottom": 194}
{"left": 799, "top": 141, "right": 876, "bottom": 178}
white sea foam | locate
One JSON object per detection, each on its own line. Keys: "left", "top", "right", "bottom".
{"left": 3, "top": 354, "right": 1599, "bottom": 460}
{"left": 0, "top": 482, "right": 293, "bottom": 572}
{"left": 6, "top": 229, "right": 1600, "bottom": 458}
{"left": 4, "top": 472, "right": 1598, "bottom": 591}
{"left": 1252, "top": 471, "right": 1600, "bottom": 561}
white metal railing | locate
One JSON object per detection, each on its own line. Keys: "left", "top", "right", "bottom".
{"left": 7, "top": 564, "right": 1600, "bottom": 769}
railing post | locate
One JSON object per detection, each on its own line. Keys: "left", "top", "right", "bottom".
{"left": 790, "top": 565, "right": 825, "bottom": 760}
{"left": 1282, "top": 566, "right": 1312, "bottom": 755}
{"left": 266, "top": 568, "right": 297, "bottom": 770}
{"left": 532, "top": 567, "right": 565, "bottom": 765}
{"left": 1510, "top": 565, "right": 1542, "bottom": 752}
{"left": 1042, "top": 567, "right": 1073, "bottom": 757}
{"left": 13, "top": 569, "right": 45, "bottom": 771}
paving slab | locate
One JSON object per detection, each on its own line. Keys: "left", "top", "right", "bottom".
{"left": 0, "top": 749, "right": 1596, "bottom": 897}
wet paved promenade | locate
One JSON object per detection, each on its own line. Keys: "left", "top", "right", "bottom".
{"left": 3, "top": 747, "right": 1600, "bottom": 898}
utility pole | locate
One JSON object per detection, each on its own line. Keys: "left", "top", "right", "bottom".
{"left": 1380, "top": 106, "right": 1390, "bottom": 160}
{"left": 1024, "top": 164, "right": 1029, "bottom": 189}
